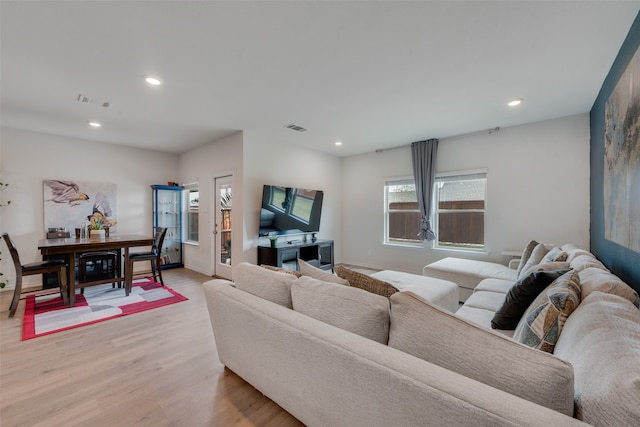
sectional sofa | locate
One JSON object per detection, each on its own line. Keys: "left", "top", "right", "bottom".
{"left": 203, "top": 244, "right": 640, "bottom": 426}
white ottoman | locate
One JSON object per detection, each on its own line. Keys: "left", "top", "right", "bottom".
{"left": 370, "top": 270, "right": 459, "bottom": 312}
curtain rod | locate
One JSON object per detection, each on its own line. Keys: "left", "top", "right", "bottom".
{"left": 374, "top": 126, "right": 500, "bottom": 153}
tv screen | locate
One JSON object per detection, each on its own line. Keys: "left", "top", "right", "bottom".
{"left": 259, "top": 185, "right": 324, "bottom": 237}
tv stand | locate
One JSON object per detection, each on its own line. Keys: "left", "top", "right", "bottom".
{"left": 257, "top": 239, "right": 334, "bottom": 272}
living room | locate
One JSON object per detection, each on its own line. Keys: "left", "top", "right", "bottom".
{"left": 1, "top": 1, "right": 640, "bottom": 425}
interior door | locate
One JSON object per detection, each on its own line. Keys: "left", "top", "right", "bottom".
{"left": 213, "top": 175, "right": 233, "bottom": 280}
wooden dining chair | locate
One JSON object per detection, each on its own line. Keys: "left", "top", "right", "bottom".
{"left": 126, "top": 227, "right": 167, "bottom": 288}
{"left": 3, "top": 233, "right": 69, "bottom": 317}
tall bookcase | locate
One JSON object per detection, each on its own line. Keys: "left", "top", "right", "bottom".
{"left": 151, "top": 184, "right": 184, "bottom": 269}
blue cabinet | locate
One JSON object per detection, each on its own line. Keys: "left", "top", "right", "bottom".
{"left": 152, "top": 185, "right": 183, "bottom": 269}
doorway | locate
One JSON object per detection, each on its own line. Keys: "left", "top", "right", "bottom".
{"left": 212, "top": 175, "right": 233, "bottom": 280}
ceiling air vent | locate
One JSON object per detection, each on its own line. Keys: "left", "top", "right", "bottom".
{"left": 285, "top": 123, "right": 307, "bottom": 132}
{"left": 77, "top": 94, "right": 111, "bottom": 108}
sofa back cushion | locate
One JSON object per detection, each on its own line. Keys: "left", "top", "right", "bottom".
{"left": 291, "top": 276, "right": 390, "bottom": 344}
{"left": 554, "top": 292, "right": 640, "bottom": 425}
{"left": 233, "top": 262, "right": 296, "bottom": 308}
{"left": 299, "top": 259, "right": 349, "bottom": 285}
{"left": 578, "top": 267, "right": 640, "bottom": 307}
{"left": 389, "top": 291, "right": 575, "bottom": 415}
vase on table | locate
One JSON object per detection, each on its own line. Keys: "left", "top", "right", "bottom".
{"left": 90, "top": 229, "right": 106, "bottom": 240}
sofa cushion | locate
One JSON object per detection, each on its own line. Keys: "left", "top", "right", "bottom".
{"left": 513, "top": 270, "right": 581, "bottom": 353}
{"left": 515, "top": 239, "right": 538, "bottom": 276}
{"left": 578, "top": 267, "right": 640, "bottom": 307}
{"left": 291, "top": 276, "right": 390, "bottom": 344}
{"left": 517, "top": 243, "right": 551, "bottom": 279}
{"left": 233, "top": 262, "right": 296, "bottom": 308}
{"left": 491, "top": 268, "right": 572, "bottom": 330}
{"left": 298, "top": 259, "right": 349, "bottom": 285}
{"left": 570, "top": 254, "right": 607, "bottom": 272}
{"left": 336, "top": 265, "right": 399, "bottom": 298}
{"left": 389, "top": 291, "right": 575, "bottom": 415}
{"left": 422, "top": 257, "right": 517, "bottom": 291}
{"left": 370, "top": 270, "right": 459, "bottom": 312}
{"left": 553, "top": 292, "right": 640, "bottom": 425}
{"left": 474, "top": 278, "right": 514, "bottom": 294}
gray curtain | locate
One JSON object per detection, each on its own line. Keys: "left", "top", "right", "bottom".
{"left": 411, "top": 139, "right": 439, "bottom": 241}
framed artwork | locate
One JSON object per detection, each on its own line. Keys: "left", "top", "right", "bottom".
{"left": 43, "top": 179, "right": 117, "bottom": 233}
{"left": 604, "top": 44, "right": 640, "bottom": 253}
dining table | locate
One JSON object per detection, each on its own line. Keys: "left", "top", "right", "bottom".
{"left": 38, "top": 234, "right": 155, "bottom": 307}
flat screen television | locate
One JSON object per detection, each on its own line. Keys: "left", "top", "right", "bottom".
{"left": 259, "top": 185, "right": 324, "bottom": 237}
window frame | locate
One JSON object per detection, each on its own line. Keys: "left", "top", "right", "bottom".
{"left": 433, "top": 169, "right": 487, "bottom": 252}
{"left": 383, "top": 177, "right": 422, "bottom": 247}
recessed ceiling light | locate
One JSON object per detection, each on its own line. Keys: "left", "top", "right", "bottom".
{"left": 88, "top": 121, "right": 101, "bottom": 127}
{"left": 508, "top": 98, "right": 523, "bottom": 107}
{"left": 335, "top": 141, "right": 343, "bottom": 146}
{"left": 145, "top": 76, "right": 161, "bottom": 86}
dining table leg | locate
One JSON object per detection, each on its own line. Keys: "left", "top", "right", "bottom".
{"left": 124, "top": 247, "right": 131, "bottom": 296}
{"left": 69, "top": 252, "right": 77, "bottom": 307}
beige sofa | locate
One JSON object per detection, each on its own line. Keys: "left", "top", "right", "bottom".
{"left": 204, "top": 255, "right": 639, "bottom": 426}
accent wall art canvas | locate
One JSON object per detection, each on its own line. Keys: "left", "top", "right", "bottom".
{"left": 604, "top": 44, "right": 640, "bottom": 253}
{"left": 43, "top": 179, "right": 117, "bottom": 233}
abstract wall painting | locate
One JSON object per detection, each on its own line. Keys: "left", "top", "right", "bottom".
{"left": 43, "top": 180, "right": 117, "bottom": 233}
{"left": 604, "top": 44, "right": 640, "bottom": 253}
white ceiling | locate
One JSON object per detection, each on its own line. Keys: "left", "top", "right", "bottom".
{"left": 1, "top": 1, "right": 638, "bottom": 157}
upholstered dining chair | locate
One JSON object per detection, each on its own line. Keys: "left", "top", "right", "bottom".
{"left": 126, "top": 227, "right": 167, "bottom": 288}
{"left": 78, "top": 250, "right": 119, "bottom": 292}
{"left": 3, "top": 233, "right": 69, "bottom": 317}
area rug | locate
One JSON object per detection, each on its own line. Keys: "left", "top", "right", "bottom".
{"left": 22, "top": 278, "right": 188, "bottom": 340}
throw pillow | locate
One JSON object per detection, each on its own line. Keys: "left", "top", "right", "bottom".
{"left": 516, "top": 239, "right": 538, "bottom": 277}
{"left": 542, "top": 247, "right": 568, "bottom": 263}
{"left": 513, "top": 270, "right": 582, "bottom": 353}
{"left": 335, "top": 265, "right": 399, "bottom": 298}
{"left": 517, "top": 242, "right": 552, "bottom": 279}
{"left": 260, "top": 264, "right": 302, "bottom": 278}
{"left": 291, "top": 276, "right": 390, "bottom": 344}
{"left": 519, "top": 261, "right": 571, "bottom": 282}
{"left": 388, "top": 291, "right": 575, "bottom": 415}
{"left": 491, "top": 268, "right": 571, "bottom": 330}
{"left": 233, "top": 262, "right": 296, "bottom": 308}
{"left": 298, "top": 259, "right": 349, "bottom": 285}
{"left": 553, "top": 292, "right": 640, "bottom": 425}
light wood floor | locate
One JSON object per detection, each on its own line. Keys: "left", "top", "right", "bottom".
{"left": 0, "top": 269, "right": 304, "bottom": 427}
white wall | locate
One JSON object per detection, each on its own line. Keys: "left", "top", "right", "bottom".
{"left": 0, "top": 126, "right": 179, "bottom": 287}
{"left": 340, "top": 114, "right": 591, "bottom": 274}
{"left": 178, "top": 131, "right": 243, "bottom": 275}
{"left": 242, "top": 130, "right": 343, "bottom": 264}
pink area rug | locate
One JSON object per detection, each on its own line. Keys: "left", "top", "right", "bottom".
{"left": 22, "top": 278, "right": 187, "bottom": 340}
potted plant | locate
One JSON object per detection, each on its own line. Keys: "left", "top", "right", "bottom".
{"left": 89, "top": 217, "right": 106, "bottom": 239}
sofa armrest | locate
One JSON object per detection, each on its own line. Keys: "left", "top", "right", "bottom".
{"left": 508, "top": 258, "right": 520, "bottom": 269}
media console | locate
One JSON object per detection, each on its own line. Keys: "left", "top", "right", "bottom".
{"left": 257, "top": 239, "right": 334, "bottom": 272}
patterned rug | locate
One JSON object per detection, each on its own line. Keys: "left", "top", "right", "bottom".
{"left": 22, "top": 278, "right": 188, "bottom": 340}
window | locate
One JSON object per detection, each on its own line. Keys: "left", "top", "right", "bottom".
{"left": 184, "top": 185, "right": 199, "bottom": 243}
{"left": 384, "top": 178, "right": 421, "bottom": 245}
{"left": 384, "top": 170, "right": 487, "bottom": 250}
{"left": 434, "top": 170, "right": 486, "bottom": 251}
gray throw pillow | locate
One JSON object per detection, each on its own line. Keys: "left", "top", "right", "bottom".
{"left": 491, "top": 268, "right": 571, "bottom": 330}
{"left": 516, "top": 240, "right": 538, "bottom": 277}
